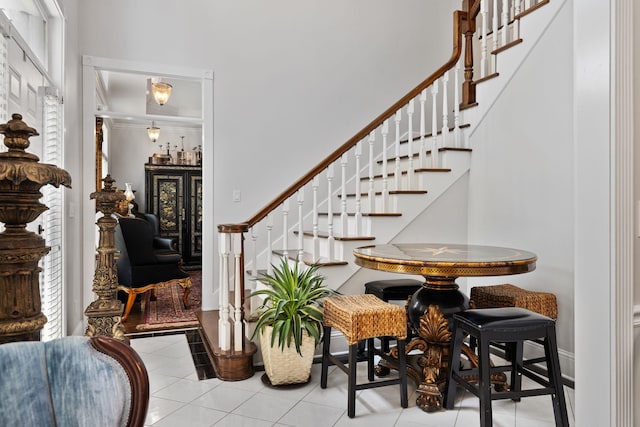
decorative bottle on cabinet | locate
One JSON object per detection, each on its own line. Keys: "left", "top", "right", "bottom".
{"left": 144, "top": 164, "right": 202, "bottom": 265}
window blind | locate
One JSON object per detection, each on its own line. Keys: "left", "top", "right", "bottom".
{"left": 40, "top": 90, "right": 64, "bottom": 340}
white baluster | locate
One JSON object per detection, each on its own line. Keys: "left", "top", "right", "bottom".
{"left": 493, "top": 0, "right": 499, "bottom": 55}
{"left": 297, "top": 188, "right": 304, "bottom": 262}
{"left": 354, "top": 141, "right": 362, "bottom": 235}
{"left": 419, "top": 89, "right": 427, "bottom": 168}
{"left": 407, "top": 100, "right": 415, "bottom": 188}
{"left": 312, "top": 176, "right": 319, "bottom": 261}
{"left": 431, "top": 81, "right": 439, "bottom": 168}
{"left": 381, "top": 120, "right": 389, "bottom": 212}
{"left": 326, "top": 164, "right": 335, "bottom": 260}
{"left": 480, "top": 0, "right": 488, "bottom": 77}
{"left": 454, "top": 60, "right": 461, "bottom": 148}
{"left": 251, "top": 226, "right": 257, "bottom": 278}
{"left": 513, "top": 0, "right": 521, "bottom": 39}
{"left": 394, "top": 110, "right": 401, "bottom": 191}
{"left": 266, "top": 213, "right": 273, "bottom": 275}
{"left": 441, "top": 71, "right": 449, "bottom": 150}
{"left": 340, "top": 153, "right": 348, "bottom": 236}
{"left": 218, "top": 232, "right": 231, "bottom": 351}
{"left": 524, "top": 0, "right": 531, "bottom": 10}
{"left": 233, "top": 232, "right": 243, "bottom": 351}
{"left": 501, "top": 0, "right": 509, "bottom": 46}
{"left": 248, "top": 226, "right": 259, "bottom": 316}
{"left": 282, "top": 199, "right": 289, "bottom": 259}
{"left": 368, "top": 131, "right": 376, "bottom": 213}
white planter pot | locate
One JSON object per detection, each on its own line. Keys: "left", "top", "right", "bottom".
{"left": 260, "top": 326, "right": 315, "bottom": 386}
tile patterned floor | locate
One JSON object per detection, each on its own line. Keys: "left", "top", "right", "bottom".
{"left": 130, "top": 331, "right": 575, "bottom": 426}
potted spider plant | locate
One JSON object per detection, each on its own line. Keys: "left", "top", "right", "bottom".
{"left": 250, "top": 257, "right": 336, "bottom": 385}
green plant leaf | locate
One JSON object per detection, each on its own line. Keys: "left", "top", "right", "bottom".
{"left": 249, "top": 257, "right": 337, "bottom": 355}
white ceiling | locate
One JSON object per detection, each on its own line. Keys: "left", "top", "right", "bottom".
{"left": 96, "top": 69, "right": 203, "bottom": 128}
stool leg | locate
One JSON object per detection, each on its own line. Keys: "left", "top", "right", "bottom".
{"left": 381, "top": 336, "right": 390, "bottom": 353}
{"left": 398, "top": 338, "right": 408, "bottom": 408}
{"left": 477, "top": 335, "right": 493, "bottom": 427}
{"left": 509, "top": 341, "right": 523, "bottom": 402}
{"left": 321, "top": 326, "right": 331, "bottom": 389}
{"left": 348, "top": 343, "right": 358, "bottom": 418}
{"left": 544, "top": 325, "right": 569, "bottom": 427}
{"left": 469, "top": 335, "right": 477, "bottom": 352}
{"left": 444, "top": 323, "right": 465, "bottom": 410}
{"left": 367, "top": 338, "right": 375, "bottom": 381}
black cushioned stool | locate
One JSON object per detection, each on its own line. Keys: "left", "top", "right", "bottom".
{"left": 364, "top": 279, "right": 422, "bottom": 352}
{"left": 444, "top": 307, "right": 569, "bottom": 427}
{"left": 321, "top": 294, "right": 408, "bottom": 418}
{"left": 364, "top": 278, "right": 423, "bottom": 302}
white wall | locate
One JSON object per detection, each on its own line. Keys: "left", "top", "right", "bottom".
{"left": 108, "top": 124, "right": 202, "bottom": 211}
{"left": 634, "top": 0, "right": 640, "bottom": 420}
{"left": 466, "top": 2, "right": 574, "bottom": 367}
{"left": 59, "top": 0, "right": 85, "bottom": 334}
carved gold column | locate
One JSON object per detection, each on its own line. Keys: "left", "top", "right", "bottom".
{"left": 0, "top": 113, "right": 71, "bottom": 344}
{"left": 85, "top": 175, "right": 128, "bottom": 342}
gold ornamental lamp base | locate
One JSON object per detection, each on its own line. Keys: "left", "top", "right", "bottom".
{"left": 0, "top": 113, "right": 71, "bottom": 344}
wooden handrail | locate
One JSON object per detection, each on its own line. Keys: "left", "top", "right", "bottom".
{"left": 241, "top": 9, "right": 467, "bottom": 228}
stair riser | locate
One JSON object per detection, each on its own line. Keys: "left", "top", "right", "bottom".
{"left": 316, "top": 216, "right": 374, "bottom": 236}
{"left": 374, "top": 148, "right": 469, "bottom": 179}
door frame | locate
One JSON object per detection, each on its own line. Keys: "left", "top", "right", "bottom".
{"left": 81, "top": 56, "right": 214, "bottom": 318}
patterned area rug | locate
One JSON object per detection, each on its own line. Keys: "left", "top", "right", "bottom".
{"left": 136, "top": 270, "right": 202, "bottom": 331}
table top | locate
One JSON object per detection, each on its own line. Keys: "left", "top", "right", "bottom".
{"left": 353, "top": 243, "right": 537, "bottom": 278}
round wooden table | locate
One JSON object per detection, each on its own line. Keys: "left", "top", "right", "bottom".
{"left": 353, "top": 243, "right": 537, "bottom": 412}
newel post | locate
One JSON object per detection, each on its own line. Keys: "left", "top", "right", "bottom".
{"left": 84, "top": 175, "right": 128, "bottom": 342}
{"left": 214, "top": 223, "right": 256, "bottom": 381}
{"left": 461, "top": 0, "right": 478, "bottom": 108}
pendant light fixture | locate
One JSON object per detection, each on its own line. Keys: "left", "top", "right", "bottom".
{"left": 147, "top": 121, "right": 160, "bottom": 142}
{"left": 151, "top": 81, "right": 172, "bottom": 106}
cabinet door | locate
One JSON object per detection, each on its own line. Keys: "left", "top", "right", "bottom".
{"left": 150, "top": 174, "right": 184, "bottom": 254}
{"left": 189, "top": 174, "right": 203, "bottom": 262}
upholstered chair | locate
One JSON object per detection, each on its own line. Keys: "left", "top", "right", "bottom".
{"left": 115, "top": 216, "right": 191, "bottom": 320}
{"left": 0, "top": 336, "right": 149, "bottom": 427}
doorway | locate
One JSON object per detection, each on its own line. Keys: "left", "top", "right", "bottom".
{"left": 81, "top": 56, "right": 214, "bottom": 330}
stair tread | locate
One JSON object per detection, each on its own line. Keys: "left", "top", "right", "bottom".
{"left": 492, "top": 38, "right": 523, "bottom": 55}
{"left": 399, "top": 123, "right": 471, "bottom": 145}
{"left": 475, "top": 72, "right": 499, "bottom": 85}
{"left": 344, "top": 190, "right": 428, "bottom": 197}
{"left": 271, "top": 249, "right": 348, "bottom": 267}
{"left": 318, "top": 212, "right": 402, "bottom": 217}
{"left": 294, "top": 230, "right": 375, "bottom": 241}
{"left": 377, "top": 147, "right": 470, "bottom": 164}
{"left": 361, "top": 168, "right": 451, "bottom": 180}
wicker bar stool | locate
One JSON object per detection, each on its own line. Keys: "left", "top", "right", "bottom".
{"left": 470, "top": 283, "right": 557, "bottom": 319}
{"left": 444, "top": 307, "right": 569, "bottom": 427}
{"left": 364, "top": 279, "right": 422, "bottom": 353}
{"left": 469, "top": 284, "right": 558, "bottom": 361}
{"left": 320, "top": 294, "right": 408, "bottom": 418}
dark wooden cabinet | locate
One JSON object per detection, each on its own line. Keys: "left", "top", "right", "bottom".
{"left": 145, "top": 164, "right": 202, "bottom": 265}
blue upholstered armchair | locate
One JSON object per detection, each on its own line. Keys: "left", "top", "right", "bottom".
{"left": 0, "top": 336, "right": 149, "bottom": 427}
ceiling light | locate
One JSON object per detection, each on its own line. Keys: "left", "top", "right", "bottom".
{"left": 147, "top": 121, "right": 160, "bottom": 142}
{"left": 151, "top": 81, "right": 172, "bottom": 106}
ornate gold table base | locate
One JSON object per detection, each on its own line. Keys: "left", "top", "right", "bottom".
{"left": 378, "top": 303, "right": 508, "bottom": 412}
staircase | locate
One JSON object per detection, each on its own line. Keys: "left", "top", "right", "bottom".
{"left": 204, "top": 0, "right": 559, "bottom": 379}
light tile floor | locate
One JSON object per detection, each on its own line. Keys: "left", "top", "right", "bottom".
{"left": 131, "top": 331, "right": 575, "bottom": 427}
